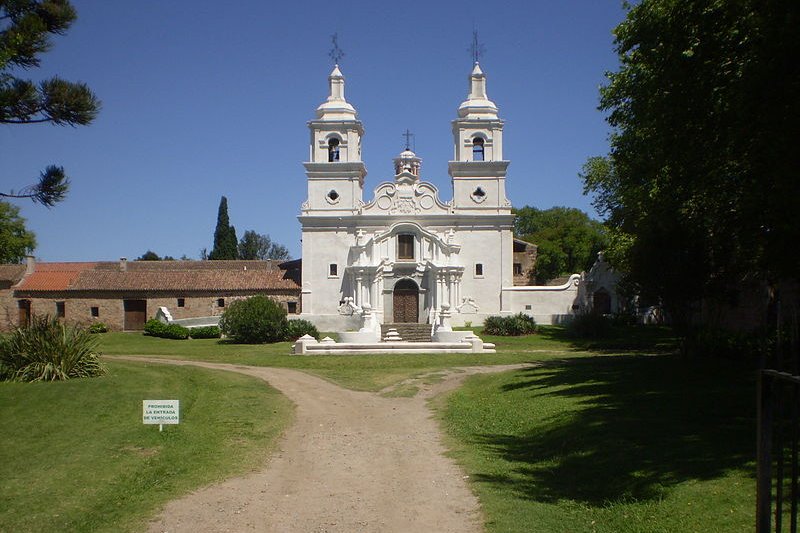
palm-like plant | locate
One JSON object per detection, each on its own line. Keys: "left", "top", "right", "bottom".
{"left": 0, "top": 316, "right": 106, "bottom": 382}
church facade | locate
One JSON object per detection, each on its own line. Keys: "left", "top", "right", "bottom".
{"left": 299, "top": 62, "right": 583, "bottom": 330}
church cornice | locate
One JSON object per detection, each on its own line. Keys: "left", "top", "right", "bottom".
{"left": 307, "top": 119, "right": 364, "bottom": 135}
{"left": 448, "top": 160, "right": 510, "bottom": 176}
{"left": 451, "top": 118, "right": 505, "bottom": 128}
{"left": 304, "top": 161, "right": 367, "bottom": 182}
{"left": 297, "top": 213, "right": 515, "bottom": 229}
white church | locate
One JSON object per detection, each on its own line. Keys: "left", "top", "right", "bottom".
{"left": 298, "top": 61, "right": 606, "bottom": 331}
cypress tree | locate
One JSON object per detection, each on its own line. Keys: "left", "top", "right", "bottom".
{"left": 209, "top": 196, "right": 238, "bottom": 260}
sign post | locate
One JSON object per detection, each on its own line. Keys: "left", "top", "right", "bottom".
{"left": 143, "top": 400, "right": 180, "bottom": 431}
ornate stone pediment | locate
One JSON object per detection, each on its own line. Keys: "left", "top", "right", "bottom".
{"left": 361, "top": 179, "right": 451, "bottom": 215}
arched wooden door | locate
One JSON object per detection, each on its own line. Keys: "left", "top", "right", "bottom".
{"left": 393, "top": 279, "right": 419, "bottom": 323}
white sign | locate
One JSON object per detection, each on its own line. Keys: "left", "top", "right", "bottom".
{"left": 143, "top": 400, "right": 180, "bottom": 425}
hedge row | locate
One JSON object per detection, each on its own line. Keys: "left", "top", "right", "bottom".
{"left": 143, "top": 320, "right": 222, "bottom": 340}
{"left": 483, "top": 313, "right": 537, "bottom": 336}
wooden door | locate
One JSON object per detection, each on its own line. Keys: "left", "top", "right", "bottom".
{"left": 123, "top": 299, "right": 147, "bottom": 330}
{"left": 393, "top": 280, "right": 419, "bottom": 323}
{"left": 18, "top": 300, "right": 30, "bottom": 327}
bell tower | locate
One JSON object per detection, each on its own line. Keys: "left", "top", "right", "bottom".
{"left": 448, "top": 62, "right": 511, "bottom": 214}
{"left": 303, "top": 64, "right": 367, "bottom": 214}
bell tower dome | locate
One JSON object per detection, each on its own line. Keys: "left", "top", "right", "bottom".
{"left": 303, "top": 64, "right": 367, "bottom": 214}
{"left": 449, "top": 62, "right": 510, "bottom": 213}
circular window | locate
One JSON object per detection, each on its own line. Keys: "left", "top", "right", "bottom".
{"left": 326, "top": 189, "right": 340, "bottom": 204}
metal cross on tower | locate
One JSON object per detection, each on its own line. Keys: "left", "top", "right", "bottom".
{"left": 328, "top": 33, "right": 345, "bottom": 65}
{"left": 402, "top": 129, "right": 415, "bottom": 151}
{"left": 469, "top": 30, "right": 486, "bottom": 64}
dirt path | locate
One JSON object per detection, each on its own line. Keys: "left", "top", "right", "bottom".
{"left": 117, "top": 358, "right": 532, "bottom": 533}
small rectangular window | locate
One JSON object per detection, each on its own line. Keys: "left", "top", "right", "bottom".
{"left": 475, "top": 263, "right": 484, "bottom": 277}
{"left": 287, "top": 301, "right": 298, "bottom": 314}
{"left": 91, "top": 306, "right": 100, "bottom": 317}
{"left": 398, "top": 234, "right": 414, "bottom": 260}
{"left": 56, "top": 301, "right": 65, "bottom": 318}
{"left": 525, "top": 304, "right": 532, "bottom": 311}
{"left": 177, "top": 298, "right": 185, "bottom": 308}
{"left": 514, "top": 263, "right": 522, "bottom": 276}
{"left": 329, "top": 263, "right": 338, "bottom": 277}
{"left": 217, "top": 298, "right": 225, "bottom": 308}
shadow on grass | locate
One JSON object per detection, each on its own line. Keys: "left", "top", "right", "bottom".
{"left": 474, "top": 355, "right": 756, "bottom": 504}
{"left": 537, "top": 324, "right": 680, "bottom": 352}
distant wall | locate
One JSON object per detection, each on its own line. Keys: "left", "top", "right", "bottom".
{"left": 501, "top": 274, "right": 584, "bottom": 325}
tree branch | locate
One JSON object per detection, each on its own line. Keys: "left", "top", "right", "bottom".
{"left": 0, "top": 118, "right": 54, "bottom": 124}
{"left": 2, "top": 165, "right": 70, "bottom": 206}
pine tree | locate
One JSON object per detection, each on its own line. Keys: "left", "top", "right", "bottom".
{"left": 209, "top": 196, "right": 238, "bottom": 260}
{"left": 1, "top": 0, "right": 101, "bottom": 206}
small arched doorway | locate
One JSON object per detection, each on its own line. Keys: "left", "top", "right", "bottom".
{"left": 393, "top": 278, "right": 419, "bottom": 323}
{"left": 593, "top": 289, "right": 612, "bottom": 315}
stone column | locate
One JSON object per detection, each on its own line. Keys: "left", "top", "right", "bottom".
{"left": 446, "top": 272, "right": 453, "bottom": 307}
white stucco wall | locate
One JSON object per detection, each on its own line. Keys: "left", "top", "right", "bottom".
{"left": 501, "top": 274, "right": 585, "bottom": 325}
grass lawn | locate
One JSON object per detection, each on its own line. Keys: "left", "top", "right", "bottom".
{"left": 0, "top": 360, "right": 292, "bottom": 533}
{"left": 96, "top": 326, "right": 677, "bottom": 391}
{"left": 2, "top": 326, "right": 757, "bottom": 532}
{"left": 437, "top": 354, "right": 757, "bottom": 532}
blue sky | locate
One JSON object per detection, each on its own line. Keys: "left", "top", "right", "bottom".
{"left": 2, "top": 0, "right": 626, "bottom": 261}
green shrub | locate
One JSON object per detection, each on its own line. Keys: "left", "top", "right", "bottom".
{"left": 88, "top": 322, "right": 109, "bottom": 334}
{"left": 0, "top": 316, "right": 106, "bottom": 382}
{"left": 681, "top": 326, "right": 762, "bottom": 359}
{"left": 189, "top": 325, "right": 221, "bottom": 339}
{"left": 143, "top": 319, "right": 166, "bottom": 336}
{"left": 565, "top": 312, "right": 612, "bottom": 339}
{"left": 483, "top": 313, "right": 537, "bottom": 336}
{"left": 218, "top": 296, "right": 287, "bottom": 343}
{"left": 285, "top": 319, "right": 319, "bottom": 341}
{"left": 143, "top": 319, "right": 190, "bottom": 340}
{"left": 609, "top": 312, "right": 637, "bottom": 327}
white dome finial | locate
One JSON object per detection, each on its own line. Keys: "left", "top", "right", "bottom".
{"left": 457, "top": 62, "right": 498, "bottom": 119}
{"left": 316, "top": 64, "right": 357, "bottom": 120}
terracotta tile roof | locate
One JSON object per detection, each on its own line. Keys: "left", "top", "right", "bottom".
{"left": 0, "top": 264, "right": 26, "bottom": 283}
{"left": 13, "top": 260, "right": 299, "bottom": 293}
{"left": 35, "top": 262, "right": 99, "bottom": 271}
{"left": 94, "top": 260, "right": 281, "bottom": 272}
{"left": 15, "top": 262, "right": 97, "bottom": 291}
{"left": 71, "top": 269, "right": 299, "bottom": 292}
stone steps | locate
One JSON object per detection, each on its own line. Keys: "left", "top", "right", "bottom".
{"left": 381, "top": 323, "right": 433, "bottom": 342}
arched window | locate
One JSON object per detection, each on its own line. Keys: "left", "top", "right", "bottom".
{"left": 472, "top": 137, "right": 485, "bottom": 161}
{"left": 328, "top": 138, "right": 340, "bottom": 162}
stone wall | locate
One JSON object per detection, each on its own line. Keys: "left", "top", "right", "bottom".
{"left": 512, "top": 246, "right": 536, "bottom": 286}
{"left": 1, "top": 291, "right": 302, "bottom": 331}
{"left": 0, "top": 287, "right": 20, "bottom": 330}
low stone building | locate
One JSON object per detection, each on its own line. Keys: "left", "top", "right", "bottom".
{"left": 512, "top": 238, "right": 537, "bottom": 286}
{"left": 0, "top": 264, "right": 27, "bottom": 330}
{"left": 1, "top": 258, "right": 301, "bottom": 331}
